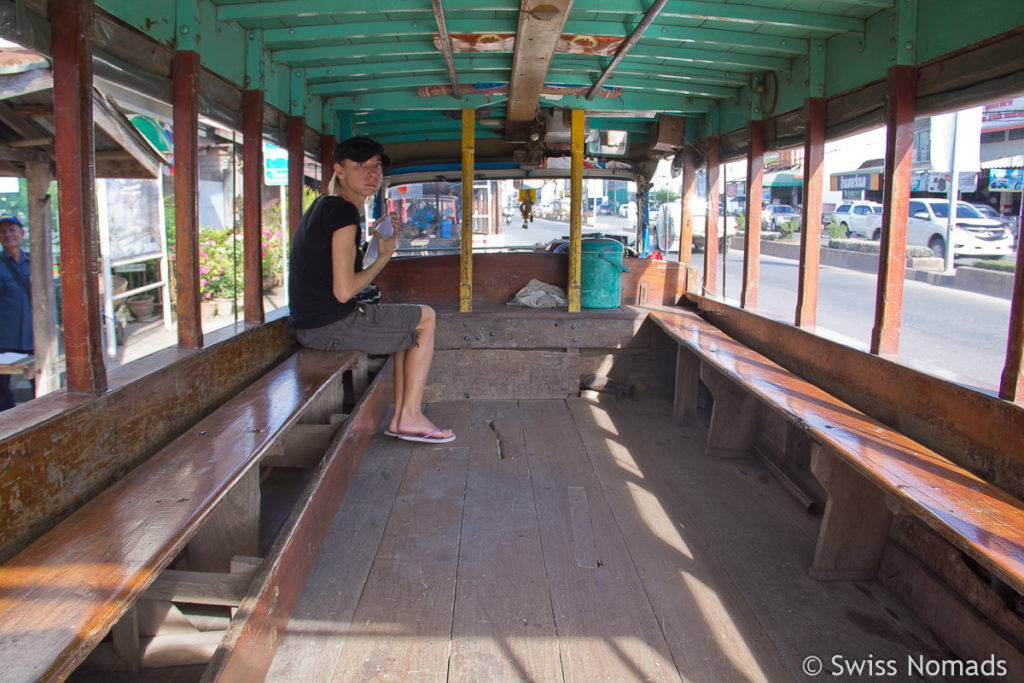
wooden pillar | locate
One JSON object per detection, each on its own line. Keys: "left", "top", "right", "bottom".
{"left": 51, "top": 0, "right": 106, "bottom": 394}
{"left": 703, "top": 142, "right": 720, "bottom": 296}
{"left": 1000, "top": 200, "right": 1024, "bottom": 402}
{"left": 871, "top": 65, "right": 917, "bottom": 356}
{"left": 742, "top": 120, "right": 765, "bottom": 309}
{"left": 796, "top": 98, "right": 825, "bottom": 328}
{"left": 679, "top": 149, "right": 696, "bottom": 266}
{"left": 568, "top": 109, "right": 584, "bottom": 312}
{"left": 460, "top": 109, "right": 474, "bottom": 312}
{"left": 242, "top": 90, "right": 265, "bottom": 324}
{"left": 173, "top": 49, "right": 202, "bottom": 349}
{"left": 320, "top": 133, "right": 336, "bottom": 194}
{"left": 26, "top": 163, "right": 59, "bottom": 396}
{"left": 287, "top": 116, "right": 305, "bottom": 240}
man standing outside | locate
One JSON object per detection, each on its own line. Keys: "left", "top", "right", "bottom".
{"left": 0, "top": 214, "right": 32, "bottom": 411}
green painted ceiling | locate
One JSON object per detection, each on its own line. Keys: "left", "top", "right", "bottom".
{"left": 92, "top": 1, "right": 1022, "bottom": 164}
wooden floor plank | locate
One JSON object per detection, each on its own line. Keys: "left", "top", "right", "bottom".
{"left": 518, "top": 399, "right": 681, "bottom": 683}
{"left": 265, "top": 434, "right": 412, "bottom": 682}
{"left": 568, "top": 396, "right": 792, "bottom": 682}
{"left": 329, "top": 432, "right": 469, "bottom": 682}
{"left": 604, "top": 396, "right": 946, "bottom": 680}
{"left": 442, "top": 400, "right": 563, "bottom": 683}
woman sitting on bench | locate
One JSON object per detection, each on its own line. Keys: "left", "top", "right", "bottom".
{"left": 289, "top": 136, "right": 455, "bottom": 444}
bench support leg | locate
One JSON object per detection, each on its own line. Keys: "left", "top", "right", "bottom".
{"left": 700, "top": 363, "right": 759, "bottom": 457}
{"left": 188, "top": 469, "right": 260, "bottom": 572}
{"left": 673, "top": 347, "right": 699, "bottom": 425}
{"left": 810, "top": 444, "right": 893, "bottom": 580}
{"left": 111, "top": 603, "right": 140, "bottom": 672}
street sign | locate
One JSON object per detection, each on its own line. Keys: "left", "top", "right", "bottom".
{"left": 264, "top": 143, "right": 288, "bottom": 186}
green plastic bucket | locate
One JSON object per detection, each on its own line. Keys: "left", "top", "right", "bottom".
{"left": 580, "top": 238, "right": 630, "bottom": 309}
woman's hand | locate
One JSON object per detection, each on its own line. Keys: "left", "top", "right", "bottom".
{"left": 372, "top": 212, "right": 399, "bottom": 261}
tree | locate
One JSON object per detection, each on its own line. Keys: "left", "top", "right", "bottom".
{"left": 653, "top": 188, "right": 680, "bottom": 204}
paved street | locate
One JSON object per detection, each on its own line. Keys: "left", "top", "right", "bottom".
{"left": 686, "top": 248, "right": 1012, "bottom": 394}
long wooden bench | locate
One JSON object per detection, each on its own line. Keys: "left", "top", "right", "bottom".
{"left": 646, "top": 306, "right": 1024, "bottom": 601}
{"left": 0, "top": 347, "right": 367, "bottom": 681}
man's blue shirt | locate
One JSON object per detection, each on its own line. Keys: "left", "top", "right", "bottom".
{"left": 0, "top": 250, "right": 32, "bottom": 352}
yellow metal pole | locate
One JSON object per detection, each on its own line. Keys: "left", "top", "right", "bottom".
{"left": 568, "top": 109, "right": 584, "bottom": 312}
{"left": 460, "top": 109, "right": 474, "bottom": 312}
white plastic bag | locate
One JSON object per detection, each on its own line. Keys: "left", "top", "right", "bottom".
{"left": 507, "top": 278, "right": 568, "bottom": 309}
{"left": 363, "top": 214, "right": 394, "bottom": 266}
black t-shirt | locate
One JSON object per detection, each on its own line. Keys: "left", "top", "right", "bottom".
{"left": 289, "top": 195, "right": 364, "bottom": 329}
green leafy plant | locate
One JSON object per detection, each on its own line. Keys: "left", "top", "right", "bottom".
{"left": 826, "top": 238, "right": 934, "bottom": 258}
{"left": 823, "top": 218, "right": 847, "bottom": 240}
{"left": 778, "top": 217, "right": 801, "bottom": 241}
{"left": 969, "top": 258, "right": 1016, "bottom": 273}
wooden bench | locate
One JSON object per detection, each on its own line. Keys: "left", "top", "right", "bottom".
{"left": 0, "top": 347, "right": 368, "bottom": 681}
{"left": 646, "top": 306, "right": 1024, "bottom": 600}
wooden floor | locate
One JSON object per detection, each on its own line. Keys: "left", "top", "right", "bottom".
{"left": 265, "top": 396, "right": 946, "bottom": 682}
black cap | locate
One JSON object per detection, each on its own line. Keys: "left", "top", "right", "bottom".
{"left": 334, "top": 136, "right": 391, "bottom": 168}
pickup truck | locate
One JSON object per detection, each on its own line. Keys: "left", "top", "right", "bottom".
{"left": 830, "top": 201, "right": 883, "bottom": 239}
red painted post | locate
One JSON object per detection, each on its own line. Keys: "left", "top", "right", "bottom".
{"left": 871, "top": 65, "right": 917, "bottom": 356}
{"left": 679, "top": 149, "right": 696, "bottom": 266}
{"left": 51, "top": 0, "right": 106, "bottom": 394}
{"left": 742, "top": 120, "right": 765, "bottom": 309}
{"left": 287, "top": 116, "right": 305, "bottom": 239}
{"left": 797, "top": 98, "right": 825, "bottom": 328}
{"left": 1000, "top": 199, "right": 1024, "bottom": 402}
{"left": 242, "top": 90, "right": 265, "bottom": 324}
{"left": 321, "top": 133, "right": 336, "bottom": 194}
{"left": 703, "top": 142, "right": 720, "bottom": 296}
{"left": 173, "top": 50, "right": 202, "bottom": 349}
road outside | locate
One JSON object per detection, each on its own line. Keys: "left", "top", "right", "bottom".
{"left": 684, "top": 248, "right": 1013, "bottom": 394}
{"left": 395, "top": 213, "right": 1014, "bottom": 395}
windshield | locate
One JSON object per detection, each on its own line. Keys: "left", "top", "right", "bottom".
{"left": 383, "top": 177, "right": 639, "bottom": 253}
{"left": 927, "top": 202, "right": 985, "bottom": 219}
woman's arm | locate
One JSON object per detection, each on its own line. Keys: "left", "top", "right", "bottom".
{"left": 330, "top": 217, "right": 398, "bottom": 302}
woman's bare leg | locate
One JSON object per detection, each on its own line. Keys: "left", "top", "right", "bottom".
{"left": 393, "top": 306, "right": 452, "bottom": 437}
{"left": 388, "top": 349, "right": 406, "bottom": 433}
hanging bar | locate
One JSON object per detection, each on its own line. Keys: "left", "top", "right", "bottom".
{"left": 796, "top": 97, "right": 825, "bottom": 328}
{"left": 872, "top": 65, "right": 917, "bottom": 356}
{"left": 460, "top": 109, "right": 474, "bottom": 312}
{"left": 742, "top": 120, "right": 765, "bottom": 309}
{"left": 568, "top": 108, "right": 584, "bottom": 312}
{"left": 431, "top": 0, "right": 461, "bottom": 100}
{"left": 586, "top": 0, "right": 669, "bottom": 100}
{"left": 243, "top": 89, "right": 265, "bottom": 324}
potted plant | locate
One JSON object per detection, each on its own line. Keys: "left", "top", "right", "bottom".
{"left": 199, "top": 227, "right": 242, "bottom": 317}
{"left": 125, "top": 293, "right": 155, "bottom": 320}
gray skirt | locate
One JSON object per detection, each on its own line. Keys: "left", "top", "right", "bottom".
{"left": 295, "top": 303, "right": 422, "bottom": 355}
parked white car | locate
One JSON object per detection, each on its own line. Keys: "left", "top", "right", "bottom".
{"left": 653, "top": 202, "right": 738, "bottom": 253}
{"left": 761, "top": 204, "right": 798, "bottom": 230}
{"left": 830, "top": 201, "right": 883, "bottom": 239}
{"left": 907, "top": 199, "right": 1014, "bottom": 259}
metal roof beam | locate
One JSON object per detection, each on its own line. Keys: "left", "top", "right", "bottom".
{"left": 432, "top": 0, "right": 462, "bottom": 101}
{"left": 586, "top": 0, "right": 668, "bottom": 100}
